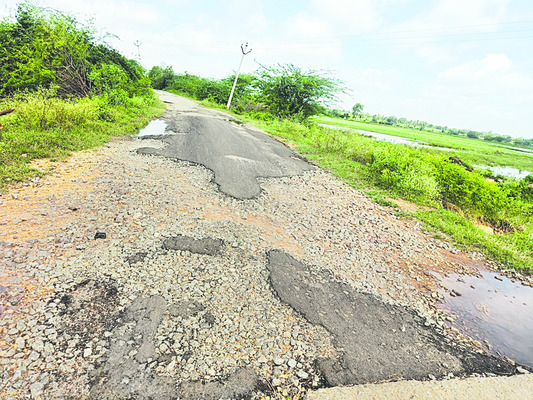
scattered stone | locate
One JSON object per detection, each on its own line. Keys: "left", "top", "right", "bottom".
{"left": 297, "top": 369, "right": 309, "bottom": 379}
{"left": 30, "top": 382, "right": 44, "bottom": 398}
{"left": 273, "top": 356, "right": 285, "bottom": 366}
{"left": 32, "top": 340, "right": 44, "bottom": 352}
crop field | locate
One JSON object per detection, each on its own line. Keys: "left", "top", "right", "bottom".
{"left": 314, "top": 116, "right": 533, "bottom": 173}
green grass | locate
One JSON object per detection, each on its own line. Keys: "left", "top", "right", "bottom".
{"left": 237, "top": 115, "right": 533, "bottom": 272}
{"left": 314, "top": 116, "right": 533, "bottom": 173}
{"left": 0, "top": 91, "right": 165, "bottom": 190}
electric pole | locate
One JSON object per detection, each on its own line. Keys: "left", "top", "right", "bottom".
{"left": 134, "top": 40, "right": 142, "bottom": 62}
{"left": 227, "top": 43, "right": 252, "bottom": 109}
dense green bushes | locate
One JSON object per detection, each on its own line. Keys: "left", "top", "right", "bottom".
{"left": 0, "top": 4, "right": 164, "bottom": 189}
{"left": 148, "top": 64, "right": 340, "bottom": 121}
{"left": 0, "top": 4, "right": 151, "bottom": 102}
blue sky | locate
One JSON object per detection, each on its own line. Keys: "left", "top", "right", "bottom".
{"left": 2, "top": 0, "right": 533, "bottom": 138}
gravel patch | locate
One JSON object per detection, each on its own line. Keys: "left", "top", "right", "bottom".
{"left": 0, "top": 132, "right": 522, "bottom": 399}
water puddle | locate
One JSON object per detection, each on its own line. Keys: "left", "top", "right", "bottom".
{"left": 475, "top": 165, "right": 531, "bottom": 180}
{"left": 506, "top": 146, "right": 533, "bottom": 155}
{"left": 137, "top": 119, "right": 168, "bottom": 137}
{"left": 318, "top": 124, "right": 454, "bottom": 151}
{"left": 435, "top": 271, "right": 533, "bottom": 367}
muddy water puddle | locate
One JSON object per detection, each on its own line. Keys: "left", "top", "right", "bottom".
{"left": 435, "top": 271, "right": 533, "bottom": 368}
{"left": 137, "top": 119, "right": 168, "bottom": 137}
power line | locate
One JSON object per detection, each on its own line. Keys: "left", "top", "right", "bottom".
{"left": 227, "top": 43, "right": 252, "bottom": 109}
{"left": 134, "top": 40, "right": 142, "bottom": 62}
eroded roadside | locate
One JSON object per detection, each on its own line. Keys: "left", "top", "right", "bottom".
{"left": 0, "top": 93, "right": 530, "bottom": 399}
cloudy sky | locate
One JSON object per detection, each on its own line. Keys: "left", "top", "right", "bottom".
{"left": 2, "top": 0, "right": 533, "bottom": 138}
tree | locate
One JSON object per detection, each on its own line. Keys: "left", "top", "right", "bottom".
{"left": 0, "top": 4, "right": 149, "bottom": 99}
{"left": 385, "top": 115, "right": 398, "bottom": 126}
{"left": 352, "top": 102, "right": 364, "bottom": 118}
{"left": 148, "top": 66, "right": 175, "bottom": 90}
{"left": 256, "top": 64, "right": 343, "bottom": 120}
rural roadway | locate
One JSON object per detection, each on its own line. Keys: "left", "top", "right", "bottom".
{"left": 0, "top": 90, "right": 531, "bottom": 399}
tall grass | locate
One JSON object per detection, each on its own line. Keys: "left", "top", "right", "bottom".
{"left": 314, "top": 116, "right": 533, "bottom": 172}
{"left": 0, "top": 89, "right": 165, "bottom": 189}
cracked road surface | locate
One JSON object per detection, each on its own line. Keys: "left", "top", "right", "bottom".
{"left": 137, "top": 92, "right": 312, "bottom": 199}
{"left": 0, "top": 91, "right": 525, "bottom": 400}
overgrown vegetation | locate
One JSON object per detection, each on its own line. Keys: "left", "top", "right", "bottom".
{"left": 247, "top": 118, "right": 533, "bottom": 270}
{"left": 0, "top": 4, "right": 164, "bottom": 189}
{"left": 148, "top": 63, "right": 342, "bottom": 121}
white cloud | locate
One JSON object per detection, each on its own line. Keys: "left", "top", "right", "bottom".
{"left": 439, "top": 53, "right": 512, "bottom": 82}
{"left": 403, "top": 53, "right": 533, "bottom": 136}
{"left": 363, "top": 68, "right": 383, "bottom": 76}
{"left": 388, "top": 0, "right": 511, "bottom": 65}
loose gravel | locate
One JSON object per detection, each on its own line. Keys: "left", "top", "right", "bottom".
{"left": 0, "top": 125, "right": 527, "bottom": 399}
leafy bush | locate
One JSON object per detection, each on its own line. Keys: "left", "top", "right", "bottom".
{"left": 0, "top": 5, "right": 151, "bottom": 100}
{"left": 435, "top": 162, "right": 511, "bottom": 221}
{"left": 148, "top": 66, "right": 175, "bottom": 90}
{"left": 256, "top": 64, "right": 342, "bottom": 120}
{"left": 89, "top": 63, "right": 130, "bottom": 106}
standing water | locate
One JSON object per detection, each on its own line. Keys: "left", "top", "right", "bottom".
{"left": 436, "top": 271, "right": 533, "bottom": 368}
{"left": 474, "top": 165, "right": 531, "bottom": 180}
{"left": 137, "top": 119, "right": 168, "bottom": 137}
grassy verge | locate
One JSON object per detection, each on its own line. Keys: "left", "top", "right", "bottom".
{"left": 0, "top": 90, "right": 165, "bottom": 190}
{"left": 239, "top": 115, "right": 533, "bottom": 272}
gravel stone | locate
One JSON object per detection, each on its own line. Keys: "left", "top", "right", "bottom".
{"left": 0, "top": 92, "right": 522, "bottom": 399}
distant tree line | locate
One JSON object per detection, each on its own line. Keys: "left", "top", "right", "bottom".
{"left": 324, "top": 106, "right": 533, "bottom": 149}
{"left": 148, "top": 64, "right": 343, "bottom": 121}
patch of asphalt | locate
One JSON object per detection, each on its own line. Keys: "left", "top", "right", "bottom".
{"left": 125, "top": 251, "right": 148, "bottom": 266}
{"left": 162, "top": 234, "right": 225, "bottom": 256}
{"left": 89, "top": 294, "right": 264, "bottom": 400}
{"left": 176, "top": 367, "right": 264, "bottom": 400}
{"left": 89, "top": 295, "right": 177, "bottom": 400}
{"left": 57, "top": 279, "right": 120, "bottom": 341}
{"left": 168, "top": 299, "right": 205, "bottom": 319}
{"left": 266, "top": 250, "right": 516, "bottom": 386}
{"left": 137, "top": 109, "right": 313, "bottom": 199}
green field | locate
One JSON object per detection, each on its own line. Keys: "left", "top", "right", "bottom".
{"left": 314, "top": 116, "right": 533, "bottom": 173}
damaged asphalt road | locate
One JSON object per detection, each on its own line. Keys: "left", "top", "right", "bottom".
{"left": 267, "top": 250, "right": 515, "bottom": 386}
{"left": 136, "top": 93, "right": 312, "bottom": 200}
{"left": 0, "top": 91, "right": 524, "bottom": 399}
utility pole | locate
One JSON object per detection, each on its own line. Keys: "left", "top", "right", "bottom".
{"left": 226, "top": 43, "right": 252, "bottom": 109}
{"left": 134, "top": 40, "right": 142, "bottom": 62}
